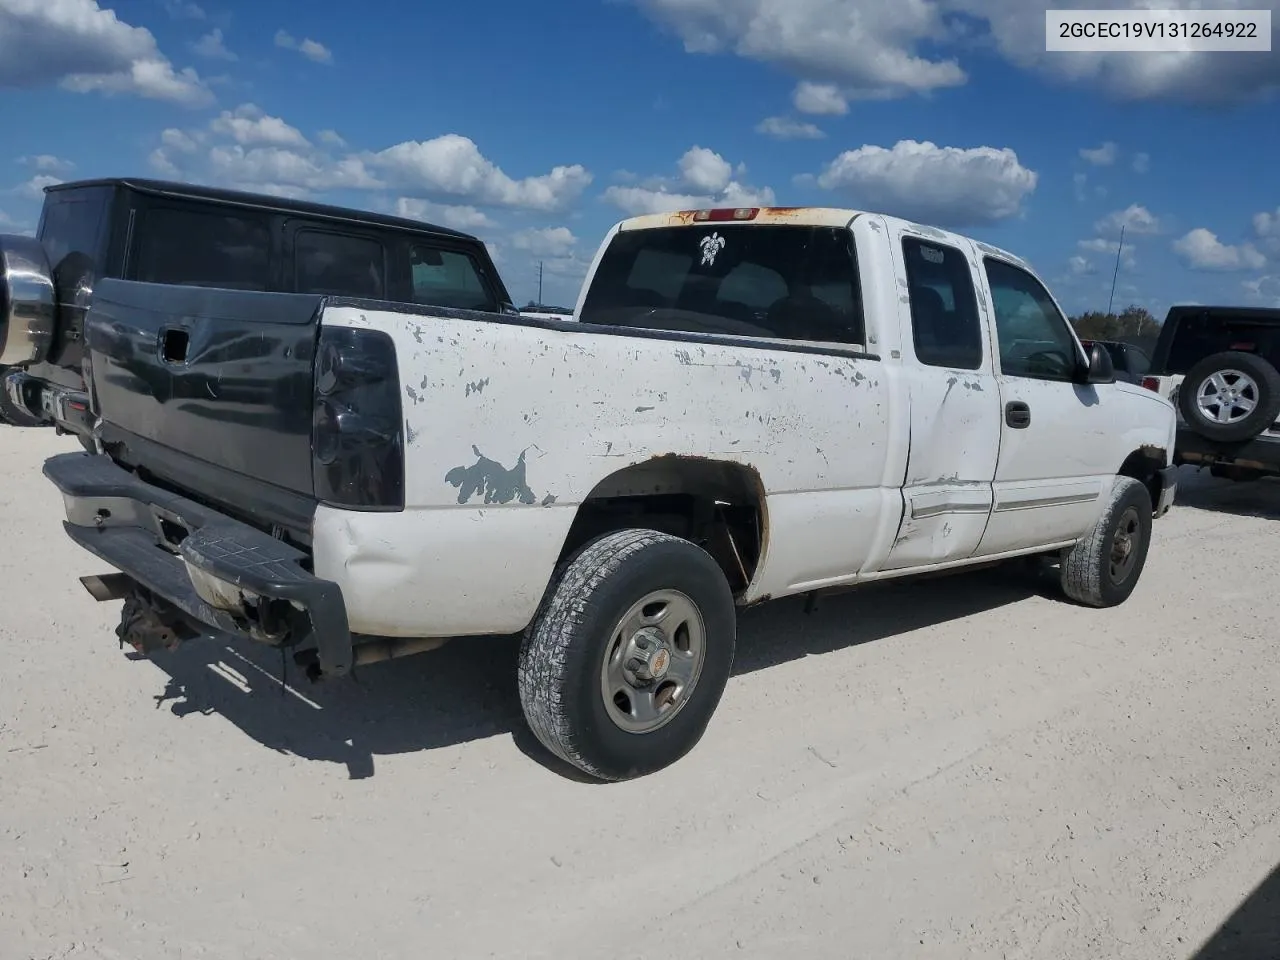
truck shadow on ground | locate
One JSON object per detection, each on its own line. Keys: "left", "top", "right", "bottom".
{"left": 140, "top": 564, "right": 1049, "bottom": 781}
{"left": 1188, "top": 861, "right": 1280, "bottom": 959}
{"left": 1173, "top": 467, "right": 1280, "bottom": 521}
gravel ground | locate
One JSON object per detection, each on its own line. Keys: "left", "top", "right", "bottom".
{"left": 2, "top": 426, "right": 1278, "bottom": 960}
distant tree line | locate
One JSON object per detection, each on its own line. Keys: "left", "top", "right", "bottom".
{"left": 1068, "top": 304, "right": 1161, "bottom": 347}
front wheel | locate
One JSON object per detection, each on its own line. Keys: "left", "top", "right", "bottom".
{"left": 1059, "top": 476, "right": 1153, "bottom": 608}
{"left": 517, "top": 529, "right": 737, "bottom": 781}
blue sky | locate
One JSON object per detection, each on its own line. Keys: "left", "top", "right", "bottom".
{"left": 1, "top": 0, "right": 1278, "bottom": 313}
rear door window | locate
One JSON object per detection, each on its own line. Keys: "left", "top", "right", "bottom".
{"left": 901, "top": 237, "right": 984, "bottom": 370}
{"left": 410, "top": 244, "right": 495, "bottom": 311}
{"left": 578, "top": 224, "right": 865, "bottom": 346}
{"left": 294, "top": 230, "right": 386, "bottom": 300}
{"left": 133, "top": 206, "right": 273, "bottom": 291}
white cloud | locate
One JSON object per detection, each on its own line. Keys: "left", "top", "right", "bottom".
{"left": 1073, "top": 172, "right": 1089, "bottom": 202}
{"left": 633, "top": 0, "right": 1280, "bottom": 106}
{"left": 19, "top": 154, "right": 75, "bottom": 174}
{"left": 208, "top": 145, "right": 382, "bottom": 193}
{"left": 163, "top": 0, "right": 205, "bottom": 19}
{"left": 394, "top": 197, "right": 496, "bottom": 232}
{"left": 1132, "top": 152, "right": 1150, "bottom": 174}
{"left": 636, "top": 0, "right": 965, "bottom": 101}
{"left": 0, "top": 0, "right": 212, "bottom": 106}
{"left": 721, "top": 181, "right": 777, "bottom": 207}
{"left": 1173, "top": 228, "right": 1267, "bottom": 271}
{"left": 813, "top": 139, "right": 1037, "bottom": 228}
{"left": 1255, "top": 207, "right": 1280, "bottom": 253}
{"left": 148, "top": 148, "right": 180, "bottom": 177}
{"left": 275, "top": 30, "right": 333, "bottom": 64}
{"left": 970, "top": 0, "right": 1280, "bottom": 104}
{"left": 512, "top": 227, "right": 578, "bottom": 258}
{"left": 299, "top": 39, "right": 332, "bottom": 63}
{"left": 755, "top": 116, "right": 825, "bottom": 140}
{"left": 1094, "top": 204, "right": 1161, "bottom": 238}
{"left": 601, "top": 186, "right": 713, "bottom": 216}
{"left": 156, "top": 111, "right": 591, "bottom": 217}
{"left": 367, "top": 135, "right": 592, "bottom": 212}
{"left": 1079, "top": 141, "right": 1118, "bottom": 166}
{"left": 1243, "top": 275, "right": 1280, "bottom": 305}
{"left": 15, "top": 174, "right": 63, "bottom": 199}
{"left": 61, "top": 58, "right": 212, "bottom": 106}
{"left": 1077, "top": 236, "right": 1135, "bottom": 268}
{"left": 192, "top": 28, "right": 235, "bottom": 61}
{"left": 161, "top": 127, "right": 200, "bottom": 152}
{"left": 602, "top": 146, "right": 775, "bottom": 216}
{"left": 678, "top": 146, "right": 732, "bottom": 193}
{"left": 793, "top": 81, "right": 849, "bottom": 115}
{"left": 1068, "top": 255, "right": 1094, "bottom": 275}
{"left": 211, "top": 104, "right": 310, "bottom": 148}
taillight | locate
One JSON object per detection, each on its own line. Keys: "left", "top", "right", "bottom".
{"left": 1141, "top": 376, "right": 1160, "bottom": 392}
{"left": 691, "top": 208, "right": 759, "bottom": 222}
{"left": 312, "top": 325, "right": 404, "bottom": 511}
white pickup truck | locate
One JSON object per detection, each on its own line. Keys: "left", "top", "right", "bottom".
{"left": 40, "top": 205, "right": 1178, "bottom": 781}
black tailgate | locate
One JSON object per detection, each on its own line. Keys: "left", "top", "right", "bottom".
{"left": 85, "top": 278, "right": 323, "bottom": 499}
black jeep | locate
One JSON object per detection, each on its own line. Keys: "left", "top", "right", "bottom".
{"left": 0, "top": 178, "right": 513, "bottom": 449}
{"left": 1145, "top": 305, "right": 1280, "bottom": 480}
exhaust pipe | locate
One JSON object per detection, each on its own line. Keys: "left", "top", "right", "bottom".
{"left": 80, "top": 572, "right": 133, "bottom": 602}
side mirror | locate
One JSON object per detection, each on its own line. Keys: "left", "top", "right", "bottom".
{"left": 1084, "top": 341, "right": 1115, "bottom": 384}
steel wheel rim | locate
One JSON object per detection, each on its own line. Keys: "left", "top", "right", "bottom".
{"left": 1196, "top": 369, "right": 1258, "bottom": 425}
{"left": 1109, "top": 506, "right": 1141, "bottom": 583}
{"left": 600, "top": 589, "right": 706, "bottom": 735}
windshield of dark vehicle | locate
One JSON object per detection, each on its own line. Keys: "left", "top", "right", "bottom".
{"left": 578, "top": 224, "right": 865, "bottom": 346}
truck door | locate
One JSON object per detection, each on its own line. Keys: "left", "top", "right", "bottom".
{"left": 879, "top": 230, "right": 1002, "bottom": 571}
{"left": 972, "top": 254, "right": 1114, "bottom": 556}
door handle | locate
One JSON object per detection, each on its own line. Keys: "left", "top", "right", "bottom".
{"left": 1005, "top": 401, "right": 1031, "bottom": 429}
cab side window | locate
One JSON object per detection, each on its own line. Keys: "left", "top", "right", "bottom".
{"left": 295, "top": 231, "right": 386, "bottom": 300}
{"left": 902, "top": 237, "right": 984, "bottom": 370}
{"left": 984, "top": 258, "right": 1080, "bottom": 381}
{"left": 410, "top": 245, "right": 496, "bottom": 312}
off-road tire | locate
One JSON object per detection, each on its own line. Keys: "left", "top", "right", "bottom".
{"left": 1177, "top": 351, "right": 1280, "bottom": 443}
{"left": 517, "top": 528, "right": 736, "bottom": 781}
{"left": 1060, "top": 476, "right": 1153, "bottom": 608}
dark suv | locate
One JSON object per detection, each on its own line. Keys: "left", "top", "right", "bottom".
{"left": 1143, "top": 304, "right": 1280, "bottom": 480}
{"left": 0, "top": 178, "right": 513, "bottom": 449}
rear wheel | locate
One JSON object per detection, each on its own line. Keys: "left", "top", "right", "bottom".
{"left": 1177, "top": 351, "right": 1280, "bottom": 443}
{"left": 1060, "top": 476, "right": 1153, "bottom": 608}
{"left": 517, "top": 528, "right": 736, "bottom": 781}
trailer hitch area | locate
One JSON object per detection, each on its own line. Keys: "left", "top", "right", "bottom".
{"left": 115, "top": 586, "right": 201, "bottom": 656}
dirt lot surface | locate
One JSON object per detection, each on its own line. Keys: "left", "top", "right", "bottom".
{"left": 3, "top": 426, "right": 1279, "bottom": 960}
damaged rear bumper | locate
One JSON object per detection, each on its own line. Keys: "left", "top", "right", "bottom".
{"left": 42, "top": 451, "right": 353, "bottom": 677}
